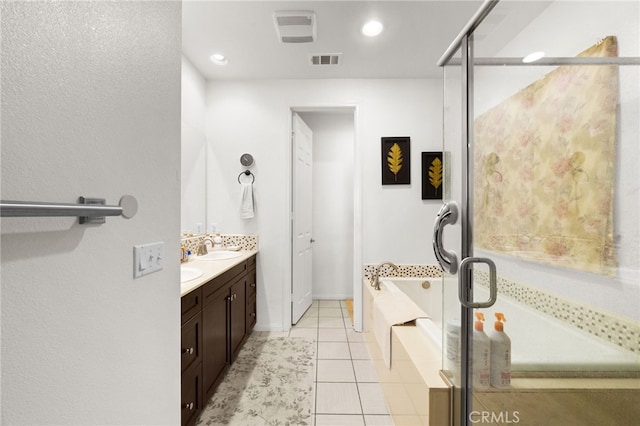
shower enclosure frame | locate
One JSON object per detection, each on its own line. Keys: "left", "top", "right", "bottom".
{"left": 436, "top": 1, "right": 640, "bottom": 425}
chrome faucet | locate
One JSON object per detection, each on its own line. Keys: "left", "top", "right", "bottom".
{"left": 197, "top": 238, "right": 214, "bottom": 256}
{"left": 370, "top": 261, "right": 399, "bottom": 290}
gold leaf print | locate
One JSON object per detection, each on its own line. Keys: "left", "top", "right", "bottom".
{"left": 387, "top": 143, "right": 403, "bottom": 181}
{"left": 429, "top": 157, "right": 443, "bottom": 192}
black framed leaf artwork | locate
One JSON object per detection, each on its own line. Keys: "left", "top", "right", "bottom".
{"left": 422, "top": 152, "right": 444, "bottom": 200}
{"left": 381, "top": 137, "right": 410, "bottom": 185}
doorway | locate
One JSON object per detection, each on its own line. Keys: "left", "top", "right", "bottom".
{"left": 289, "top": 107, "right": 361, "bottom": 328}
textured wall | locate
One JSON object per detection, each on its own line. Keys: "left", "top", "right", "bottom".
{"left": 1, "top": 2, "right": 181, "bottom": 424}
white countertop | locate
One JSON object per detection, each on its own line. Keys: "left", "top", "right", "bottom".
{"left": 180, "top": 250, "right": 258, "bottom": 297}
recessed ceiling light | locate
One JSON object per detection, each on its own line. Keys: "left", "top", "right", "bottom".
{"left": 209, "top": 53, "right": 229, "bottom": 65}
{"left": 522, "top": 51, "right": 545, "bottom": 63}
{"left": 362, "top": 20, "right": 383, "bottom": 37}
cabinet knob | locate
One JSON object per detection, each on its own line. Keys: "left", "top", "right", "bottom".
{"left": 182, "top": 347, "right": 194, "bottom": 355}
{"left": 250, "top": 283, "right": 256, "bottom": 288}
{"left": 250, "top": 313, "right": 256, "bottom": 317}
{"left": 183, "top": 402, "right": 194, "bottom": 410}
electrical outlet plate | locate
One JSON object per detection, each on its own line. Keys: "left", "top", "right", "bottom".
{"left": 133, "top": 241, "right": 164, "bottom": 278}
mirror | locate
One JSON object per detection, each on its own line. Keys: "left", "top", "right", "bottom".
{"left": 181, "top": 58, "right": 207, "bottom": 234}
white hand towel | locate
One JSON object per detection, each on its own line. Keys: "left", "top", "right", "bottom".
{"left": 240, "top": 182, "right": 255, "bottom": 219}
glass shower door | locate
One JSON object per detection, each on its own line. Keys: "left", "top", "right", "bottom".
{"left": 439, "top": 1, "right": 640, "bottom": 425}
{"left": 440, "top": 57, "right": 464, "bottom": 425}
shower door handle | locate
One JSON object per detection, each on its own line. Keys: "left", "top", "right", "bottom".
{"left": 458, "top": 257, "right": 497, "bottom": 309}
{"left": 432, "top": 201, "right": 459, "bottom": 274}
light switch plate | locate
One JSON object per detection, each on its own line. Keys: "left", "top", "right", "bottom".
{"left": 133, "top": 241, "right": 164, "bottom": 278}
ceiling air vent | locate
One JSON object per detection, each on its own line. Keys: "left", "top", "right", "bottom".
{"left": 310, "top": 54, "right": 342, "bottom": 66}
{"left": 273, "top": 11, "right": 316, "bottom": 43}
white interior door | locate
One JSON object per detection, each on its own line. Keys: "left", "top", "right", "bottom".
{"left": 291, "top": 113, "right": 313, "bottom": 324}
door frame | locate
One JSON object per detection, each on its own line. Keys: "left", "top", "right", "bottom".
{"left": 283, "top": 104, "right": 363, "bottom": 332}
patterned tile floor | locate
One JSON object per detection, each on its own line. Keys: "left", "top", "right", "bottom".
{"left": 290, "top": 300, "right": 395, "bottom": 426}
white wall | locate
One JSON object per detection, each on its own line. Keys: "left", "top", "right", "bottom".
{"left": 1, "top": 2, "right": 181, "bottom": 424}
{"left": 205, "top": 79, "right": 443, "bottom": 330}
{"left": 182, "top": 56, "right": 208, "bottom": 234}
{"left": 298, "top": 112, "right": 355, "bottom": 300}
{"left": 472, "top": 0, "right": 640, "bottom": 321}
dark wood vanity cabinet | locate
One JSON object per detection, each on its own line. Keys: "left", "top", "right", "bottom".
{"left": 180, "top": 288, "right": 203, "bottom": 426}
{"left": 181, "top": 254, "right": 257, "bottom": 426}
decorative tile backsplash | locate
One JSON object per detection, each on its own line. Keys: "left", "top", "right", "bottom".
{"left": 362, "top": 263, "right": 443, "bottom": 280}
{"left": 180, "top": 235, "right": 202, "bottom": 254}
{"left": 363, "top": 263, "right": 639, "bottom": 354}
{"left": 219, "top": 234, "right": 259, "bottom": 250}
{"left": 180, "top": 234, "right": 259, "bottom": 253}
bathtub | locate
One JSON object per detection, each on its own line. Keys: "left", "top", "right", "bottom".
{"left": 380, "top": 277, "right": 640, "bottom": 373}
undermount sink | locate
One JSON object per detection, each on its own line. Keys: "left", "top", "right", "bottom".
{"left": 196, "top": 250, "right": 243, "bottom": 261}
{"left": 180, "top": 266, "right": 203, "bottom": 283}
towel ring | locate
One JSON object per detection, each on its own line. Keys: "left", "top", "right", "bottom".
{"left": 238, "top": 170, "right": 255, "bottom": 184}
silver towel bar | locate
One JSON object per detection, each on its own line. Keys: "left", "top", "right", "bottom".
{"left": 0, "top": 195, "right": 138, "bottom": 224}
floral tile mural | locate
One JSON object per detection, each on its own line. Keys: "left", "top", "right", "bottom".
{"left": 474, "top": 36, "right": 618, "bottom": 276}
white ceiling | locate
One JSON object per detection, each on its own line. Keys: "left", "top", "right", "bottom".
{"left": 182, "top": 0, "right": 554, "bottom": 80}
{"left": 182, "top": 0, "right": 484, "bottom": 80}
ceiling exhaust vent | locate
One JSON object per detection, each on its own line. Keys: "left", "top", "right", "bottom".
{"left": 310, "top": 54, "right": 342, "bottom": 66}
{"left": 273, "top": 11, "right": 316, "bottom": 43}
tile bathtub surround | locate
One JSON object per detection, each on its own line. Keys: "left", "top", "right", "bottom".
{"left": 180, "top": 233, "right": 258, "bottom": 253}
{"left": 362, "top": 263, "right": 638, "bottom": 354}
{"left": 474, "top": 270, "right": 640, "bottom": 354}
{"left": 363, "top": 264, "right": 443, "bottom": 280}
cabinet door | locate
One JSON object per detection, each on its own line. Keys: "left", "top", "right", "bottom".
{"left": 202, "top": 286, "right": 229, "bottom": 399}
{"left": 181, "top": 361, "right": 202, "bottom": 426}
{"left": 181, "top": 288, "right": 202, "bottom": 326}
{"left": 230, "top": 276, "right": 246, "bottom": 360}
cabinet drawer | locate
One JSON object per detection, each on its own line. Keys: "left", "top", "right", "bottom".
{"left": 247, "top": 274, "right": 257, "bottom": 299}
{"left": 181, "top": 287, "right": 202, "bottom": 326}
{"left": 246, "top": 267, "right": 257, "bottom": 332}
{"left": 246, "top": 292, "right": 257, "bottom": 332}
{"left": 181, "top": 312, "right": 202, "bottom": 373}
